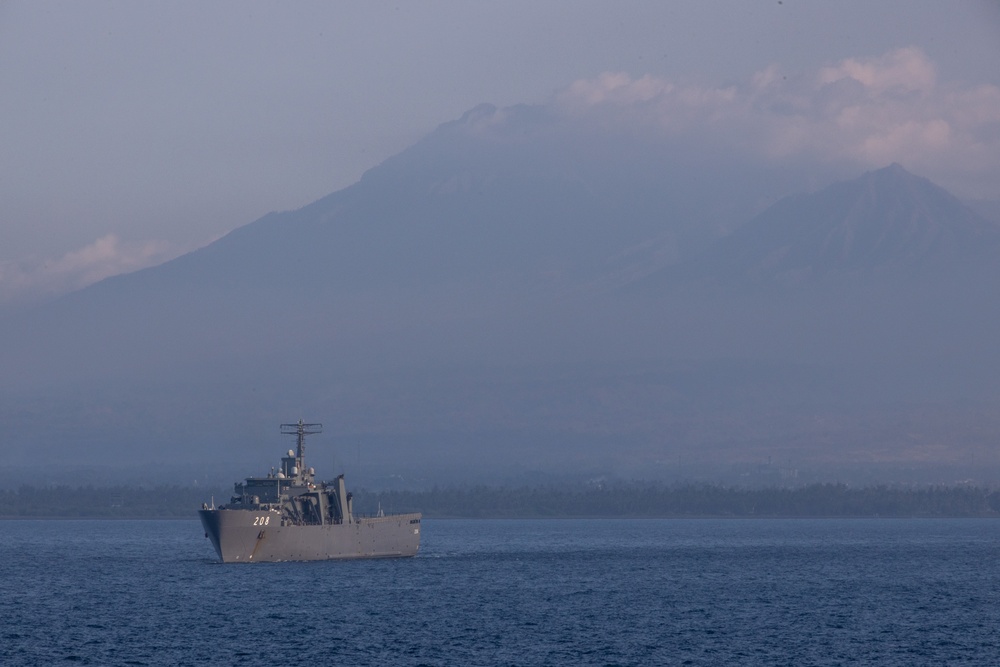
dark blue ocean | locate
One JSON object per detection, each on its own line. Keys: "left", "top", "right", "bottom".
{"left": 2, "top": 519, "right": 998, "bottom": 666}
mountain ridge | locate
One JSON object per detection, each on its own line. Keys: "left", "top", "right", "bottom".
{"left": 2, "top": 105, "right": 998, "bottom": 483}
{"left": 628, "top": 163, "right": 1000, "bottom": 293}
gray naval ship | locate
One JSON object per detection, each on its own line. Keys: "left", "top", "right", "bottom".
{"left": 199, "top": 421, "right": 421, "bottom": 563}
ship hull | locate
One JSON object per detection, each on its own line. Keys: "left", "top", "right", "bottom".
{"left": 199, "top": 509, "right": 421, "bottom": 563}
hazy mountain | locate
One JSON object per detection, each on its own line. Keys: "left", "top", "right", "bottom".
{"left": 2, "top": 106, "right": 998, "bottom": 486}
{"left": 689, "top": 163, "right": 999, "bottom": 283}
{"left": 78, "top": 104, "right": 785, "bottom": 300}
{"left": 966, "top": 198, "right": 1000, "bottom": 227}
{"left": 0, "top": 104, "right": 813, "bottom": 387}
{"left": 614, "top": 164, "right": 1000, "bottom": 371}
{"left": 628, "top": 163, "right": 1000, "bottom": 288}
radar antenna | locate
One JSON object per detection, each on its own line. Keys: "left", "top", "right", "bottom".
{"left": 280, "top": 420, "right": 322, "bottom": 468}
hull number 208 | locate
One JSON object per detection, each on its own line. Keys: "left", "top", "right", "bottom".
{"left": 253, "top": 516, "right": 271, "bottom": 526}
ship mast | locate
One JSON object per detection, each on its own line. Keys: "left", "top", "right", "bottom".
{"left": 280, "top": 419, "right": 322, "bottom": 472}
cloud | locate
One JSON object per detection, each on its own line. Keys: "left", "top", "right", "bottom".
{"left": 817, "top": 47, "right": 937, "bottom": 93}
{"left": 551, "top": 48, "right": 1000, "bottom": 198}
{"left": 0, "top": 234, "right": 182, "bottom": 306}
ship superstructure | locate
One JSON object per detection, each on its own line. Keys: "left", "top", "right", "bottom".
{"left": 199, "top": 420, "right": 420, "bottom": 562}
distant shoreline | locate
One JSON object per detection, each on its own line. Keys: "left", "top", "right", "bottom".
{"left": 3, "top": 482, "right": 998, "bottom": 520}
{"left": 2, "top": 516, "right": 999, "bottom": 521}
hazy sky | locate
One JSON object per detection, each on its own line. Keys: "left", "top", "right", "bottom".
{"left": 2, "top": 1, "right": 999, "bottom": 303}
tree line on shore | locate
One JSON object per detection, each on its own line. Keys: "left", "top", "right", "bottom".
{"left": 2, "top": 482, "right": 1000, "bottom": 519}
{"left": 353, "top": 483, "right": 1000, "bottom": 518}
